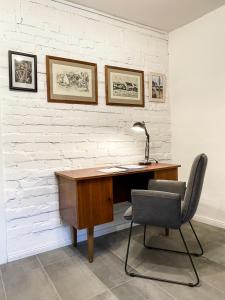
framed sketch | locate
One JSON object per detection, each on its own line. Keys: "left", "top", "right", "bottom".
{"left": 8, "top": 51, "right": 37, "bottom": 92}
{"left": 46, "top": 55, "right": 98, "bottom": 105}
{"left": 150, "top": 72, "right": 166, "bottom": 102}
{"left": 105, "top": 65, "right": 144, "bottom": 107}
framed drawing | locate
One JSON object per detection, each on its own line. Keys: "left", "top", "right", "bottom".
{"left": 46, "top": 56, "right": 98, "bottom": 104}
{"left": 150, "top": 72, "right": 166, "bottom": 102}
{"left": 105, "top": 65, "right": 144, "bottom": 107}
{"left": 8, "top": 51, "right": 37, "bottom": 92}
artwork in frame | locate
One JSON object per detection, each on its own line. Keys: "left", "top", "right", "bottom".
{"left": 105, "top": 65, "right": 144, "bottom": 107}
{"left": 150, "top": 72, "right": 166, "bottom": 102}
{"left": 46, "top": 55, "right": 98, "bottom": 105}
{"left": 8, "top": 50, "right": 37, "bottom": 92}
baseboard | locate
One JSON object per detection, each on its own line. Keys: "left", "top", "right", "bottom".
{"left": 194, "top": 214, "right": 225, "bottom": 230}
{"left": 7, "top": 237, "right": 72, "bottom": 263}
{"left": 8, "top": 214, "right": 225, "bottom": 263}
{"left": 7, "top": 221, "right": 131, "bottom": 263}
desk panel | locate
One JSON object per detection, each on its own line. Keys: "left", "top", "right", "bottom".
{"left": 77, "top": 177, "right": 113, "bottom": 229}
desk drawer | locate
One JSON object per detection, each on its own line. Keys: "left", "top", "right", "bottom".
{"left": 77, "top": 177, "right": 113, "bottom": 229}
{"left": 154, "top": 168, "right": 178, "bottom": 180}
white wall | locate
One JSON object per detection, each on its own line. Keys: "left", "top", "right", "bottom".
{"left": 169, "top": 5, "right": 225, "bottom": 228}
{"left": 0, "top": 0, "right": 170, "bottom": 262}
{"left": 0, "top": 89, "right": 7, "bottom": 264}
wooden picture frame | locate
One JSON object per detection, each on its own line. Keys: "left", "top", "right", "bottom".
{"left": 8, "top": 50, "right": 37, "bottom": 92}
{"left": 46, "top": 55, "right": 98, "bottom": 105}
{"left": 105, "top": 65, "right": 144, "bottom": 107}
{"left": 149, "top": 72, "right": 166, "bottom": 102}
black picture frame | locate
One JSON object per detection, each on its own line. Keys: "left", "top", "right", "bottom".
{"left": 8, "top": 50, "right": 38, "bottom": 92}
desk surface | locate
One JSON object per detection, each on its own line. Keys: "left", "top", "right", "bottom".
{"left": 55, "top": 163, "right": 180, "bottom": 181}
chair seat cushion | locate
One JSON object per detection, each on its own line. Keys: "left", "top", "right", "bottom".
{"left": 123, "top": 206, "right": 133, "bottom": 220}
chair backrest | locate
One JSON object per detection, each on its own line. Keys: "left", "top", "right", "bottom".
{"left": 182, "top": 153, "right": 208, "bottom": 223}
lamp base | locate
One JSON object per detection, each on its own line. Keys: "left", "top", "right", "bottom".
{"left": 138, "top": 160, "right": 152, "bottom": 165}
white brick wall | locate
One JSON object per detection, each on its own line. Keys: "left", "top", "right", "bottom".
{"left": 0, "top": 0, "right": 170, "bottom": 261}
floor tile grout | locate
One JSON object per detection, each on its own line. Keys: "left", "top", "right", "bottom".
{"left": 0, "top": 269, "right": 8, "bottom": 300}
{"left": 36, "top": 255, "right": 63, "bottom": 300}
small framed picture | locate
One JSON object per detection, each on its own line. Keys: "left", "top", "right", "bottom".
{"left": 105, "top": 65, "right": 144, "bottom": 107}
{"left": 46, "top": 55, "right": 98, "bottom": 105}
{"left": 8, "top": 51, "right": 37, "bottom": 92}
{"left": 150, "top": 73, "right": 166, "bottom": 102}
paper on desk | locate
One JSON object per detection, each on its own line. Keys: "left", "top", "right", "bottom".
{"left": 98, "top": 167, "right": 127, "bottom": 173}
{"left": 119, "top": 164, "right": 145, "bottom": 170}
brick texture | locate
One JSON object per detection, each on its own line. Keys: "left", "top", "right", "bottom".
{"left": 0, "top": 0, "right": 170, "bottom": 261}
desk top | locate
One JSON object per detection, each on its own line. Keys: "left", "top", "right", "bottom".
{"left": 55, "top": 163, "right": 180, "bottom": 181}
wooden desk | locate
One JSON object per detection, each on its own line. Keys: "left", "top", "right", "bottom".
{"left": 56, "top": 163, "right": 180, "bottom": 262}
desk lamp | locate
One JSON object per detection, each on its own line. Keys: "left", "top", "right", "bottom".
{"left": 132, "top": 121, "right": 158, "bottom": 165}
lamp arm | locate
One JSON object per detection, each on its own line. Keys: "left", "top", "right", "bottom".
{"left": 143, "top": 124, "right": 150, "bottom": 162}
{"left": 145, "top": 135, "right": 150, "bottom": 161}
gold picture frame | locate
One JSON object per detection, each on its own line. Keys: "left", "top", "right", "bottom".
{"left": 46, "top": 55, "right": 98, "bottom": 105}
{"left": 105, "top": 65, "right": 144, "bottom": 107}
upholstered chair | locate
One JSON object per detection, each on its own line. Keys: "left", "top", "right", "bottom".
{"left": 124, "top": 154, "right": 208, "bottom": 287}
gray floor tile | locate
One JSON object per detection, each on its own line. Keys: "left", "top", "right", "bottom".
{"left": 77, "top": 243, "right": 132, "bottom": 289}
{"left": 96, "top": 227, "right": 143, "bottom": 266}
{"left": 89, "top": 290, "right": 118, "bottom": 300}
{"left": 196, "top": 258, "right": 225, "bottom": 293}
{"left": 1, "top": 256, "right": 60, "bottom": 300}
{"left": 203, "top": 242, "right": 225, "bottom": 266}
{"left": 38, "top": 245, "right": 79, "bottom": 267}
{"left": 191, "top": 221, "right": 225, "bottom": 246}
{"left": 2, "top": 221, "right": 225, "bottom": 300}
{"left": 111, "top": 278, "right": 174, "bottom": 300}
{"left": 0, "top": 270, "right": 6, "bottom": 300}
{"left": 157, "top": 279, "right": 225, "bottom": 300}
{"left": 44, "top": 255, "right": 108, "bottom": 300}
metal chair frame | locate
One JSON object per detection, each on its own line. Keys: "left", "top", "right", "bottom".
{"left": 125, "top": 221, "right": 203, "bottom": 287}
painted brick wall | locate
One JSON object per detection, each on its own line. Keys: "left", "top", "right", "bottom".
{"left": 0, "top": 0, "right": 170, "bottom": 261}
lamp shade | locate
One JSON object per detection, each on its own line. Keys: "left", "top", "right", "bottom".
{"left": 132, "top": 122, "right": 145, "bottom": 132}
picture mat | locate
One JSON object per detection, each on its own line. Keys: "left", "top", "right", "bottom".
{"left": 49, "top": 59, "right": 96, "bottom": 102}
{"left": 107, "top": 67, "right": 144, "bottom": 105}
{"left": 149, "top": 72, "right": 166, "bottom": 102}
{"left": 52, "top": 63, "right": 92, "bottom": 97}
{"left": 11, "top": 54, "right": 35, "bottom": 89}
{"left": 110, "top": 72, "right": 141, "bottom": 101}
{"left": 152, "top": 75, "right": 164, "bottom": 99}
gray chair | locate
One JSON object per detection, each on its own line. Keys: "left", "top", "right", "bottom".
{"left": 124, "top": 153, "right": 208, "bottom": 287}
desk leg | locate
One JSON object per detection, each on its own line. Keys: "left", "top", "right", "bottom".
{"left": 165, "top": 228, "right": 169, "bottom": 236}
{"left": 73, "top": 227, "right": 77, "bottom": 247}
{"left": 87, "top": 227, "right": 94, "bottom": 263}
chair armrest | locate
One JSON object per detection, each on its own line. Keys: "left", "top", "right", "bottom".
{"left": 131, "top": 189, "right": 182, "bottom": 229}
{"left": 148, "top": 180, "right": 186, "bottom": 199}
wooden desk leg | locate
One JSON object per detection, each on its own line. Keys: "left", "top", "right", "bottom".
{"left": 73, "top": 227, "right": 77, "bottom": 247}
{"left": 165, "top": 228, "right": 169, "bottom": 236}
{"left": 87, "top": 227, "right": 94, "bottom": 263}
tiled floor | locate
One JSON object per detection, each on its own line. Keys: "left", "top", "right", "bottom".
{"left": 1, "top": 221, "right": 225, "bottom": 300}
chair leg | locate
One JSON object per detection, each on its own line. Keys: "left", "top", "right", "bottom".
{"left": 179, "top": 227, "right": 200, "bottom": 286}
{"left": 125, "top": 221, "right": 134, "bottom": 276}
{"left": 189, "top": 221, "right": 204, "bottom": 256}
{"left": 143, "top": 222, "right": 203, "bottom": 257}
{"left": 126, "top": 222, "right": 200, "bottom": 287}
{"left": 165, "top": 228, "right": 169, "bottom": 236}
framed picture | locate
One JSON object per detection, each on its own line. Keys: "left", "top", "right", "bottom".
{"left": 150, "top": 72, "right": 166, "bottom": 102}
{"left": 8, "top": 51, "right": 37, "bottom": 92}
{"left": 46, "top": 55, "right": 98, "bottom": 105}
{"left": 105, "top": 65, "right": 144, "bottom": 107}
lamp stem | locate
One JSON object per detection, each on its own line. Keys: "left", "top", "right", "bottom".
{"left": 145, "top": 135, "right": 150, "bottom": 162}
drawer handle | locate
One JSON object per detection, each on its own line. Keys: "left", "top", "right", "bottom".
{"left": 108, "top": 197, "right": 112, "bottom": 202}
